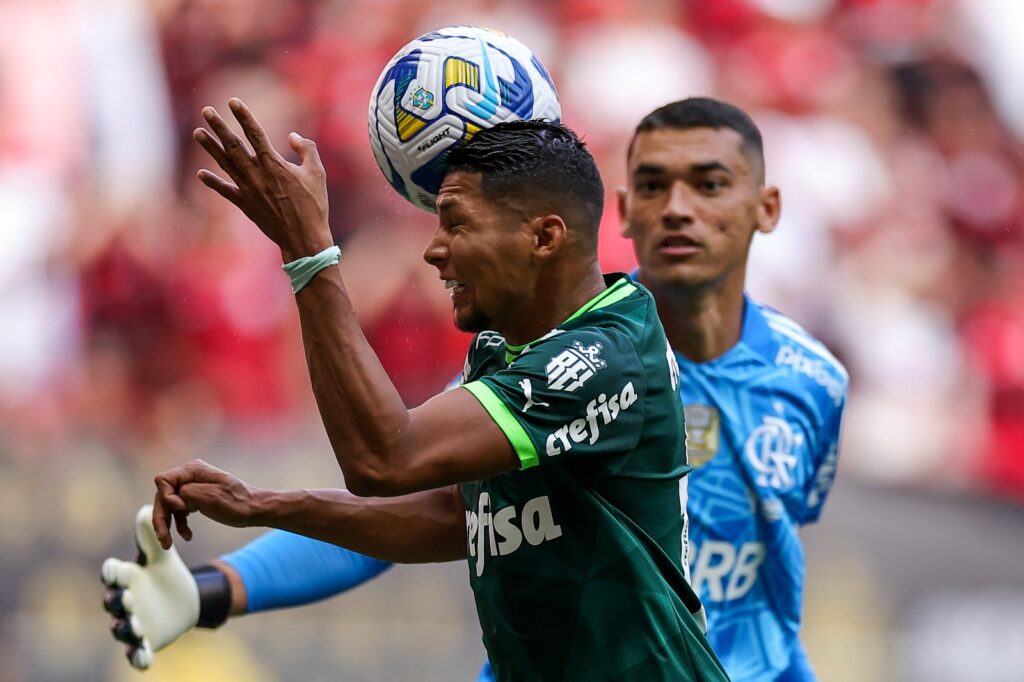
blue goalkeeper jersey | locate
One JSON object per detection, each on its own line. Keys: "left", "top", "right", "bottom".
{"left": 678, "top": 294, "right": 847, "bottom": 682}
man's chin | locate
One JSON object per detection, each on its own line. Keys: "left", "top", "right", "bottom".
{"left": 454, "top": 309, "right": 493, "bottom": 334}
{"left": 641, "top": 260, "right": 711, "bottom": 290}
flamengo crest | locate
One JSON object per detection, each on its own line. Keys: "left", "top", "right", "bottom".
{"left": 744, "top": 412, "right": 804, "bottom": 490}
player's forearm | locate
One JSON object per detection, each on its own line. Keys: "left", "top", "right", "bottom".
{"left": 251, "top": 485, "right": 467, "bottom": 564}
{"left": 292, "top": 265, "right": 418, "bottom": 495}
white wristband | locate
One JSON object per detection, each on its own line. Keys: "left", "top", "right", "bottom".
{"left": 281, "top": 245, "right": 342, "bottom": 294}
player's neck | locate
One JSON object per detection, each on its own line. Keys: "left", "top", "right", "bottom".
{"left": 502, "top": 264, "right": 607, "bottom": 346}
{"left": 644, "top": 273, "right": 746, "bottom": 363}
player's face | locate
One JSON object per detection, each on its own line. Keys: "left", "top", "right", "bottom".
{"left": 618, "top": 127, "right": 780, "bottom": 292}
{"left": 424, "top": 171, "right": 534, "bottom": 333}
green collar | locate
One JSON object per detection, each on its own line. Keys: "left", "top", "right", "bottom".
{"left": 504, "top": 275, "right": 637, "bottom": 364}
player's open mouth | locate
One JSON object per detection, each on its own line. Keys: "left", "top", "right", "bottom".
{"left": 445, "top": 279, "right": 467, "bottom": 294}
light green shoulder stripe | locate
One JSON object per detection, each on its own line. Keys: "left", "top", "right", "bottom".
{"left": 564, "top": 278, "right": 637, "bottom": 324}
{"left": 503, "top": 278, "right": 639, "bottom": 363}
{"left": 462, "top": 382, "right": 540, "bottom": 469}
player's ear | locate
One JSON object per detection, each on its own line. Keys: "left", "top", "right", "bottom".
{"left": 616, "top": 186, "right": 632, "bottom": 237}
{"left": 756, "top": 185, "right": 781, "bottom": 236}
{"left": 532, "top": 214, "right": 567, "bottom": 259}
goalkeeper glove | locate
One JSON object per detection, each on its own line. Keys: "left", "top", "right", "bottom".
{"left": 101, "top": 505, "right": 232, "bottom": 669}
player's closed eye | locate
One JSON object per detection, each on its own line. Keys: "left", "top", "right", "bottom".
{"left": 634, "top": 178, "right": 665, "bottom": 195}
{"left": 441, "top": 216, "right": 468, "bottom": 232}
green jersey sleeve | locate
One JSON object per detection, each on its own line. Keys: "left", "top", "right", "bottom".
{"left": 463, "top": 328, "right": 646, "bottom": 469}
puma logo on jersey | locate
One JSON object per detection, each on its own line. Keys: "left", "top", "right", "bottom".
{"left": 466, "top": 493, "right": 563, "bottom": 576}
{"left": 519, "top": 378, "right": 550, "bottom": 413}
{"left": 545, "top": 381, "right": 638, "bottom": 456}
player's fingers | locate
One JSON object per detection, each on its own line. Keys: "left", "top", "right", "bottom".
{"left": 151, "top": 482, "right": 180, "bottom": 550}
{"left": 102, "top": 587, "right": 128, "bottom": 617}
{"left": 197, "top": 169, "right": 243, "bottom": 205}
{"left": 173, "top": 509, "right": 193, "bottom": 542}
{"left": 288, "top": 132, "right": 325, "bottom": 172}
{"left": 202, "top": 106, "right": 255, "bottom": 170}
{"left": 101, "top": 558, "right": 139, "bottom": 588}
{"left": 193, "top": 127, "right": 243, "bottom": 181}
{"left": 128, "top": 641, "right": 155, "bottom": 670}
{"left": 229, "top": 98, "right": 280, "bottom": 161}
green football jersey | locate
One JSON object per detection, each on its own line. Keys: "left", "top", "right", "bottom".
{"left": 460, "top": 274, "right": 729, "bottom": 682}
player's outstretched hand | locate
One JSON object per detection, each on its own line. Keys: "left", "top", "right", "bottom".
{"left": 152, "top": 459, "right": 265, "bottom": 550}
{"left": 192, "top": 97, "right": 333, "bottom": 261}
{"left": 101, "top": 505, "right": 200, "bottom": 670}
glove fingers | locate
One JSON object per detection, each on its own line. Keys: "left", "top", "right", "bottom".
{"left": 101, "top": 558, "right": 138, "bottom": 588}
{"left": 134, "top": 505, "right": 163, "bottom": 564}
{"left": 121, "top": 588, "right": 135, "bottom": 614}
{"left": 128, "top": 640, "right": 155, "bottom": 670}
{"left": 100, "top": 559, "right": 118, "bottom": 587}
{"left": 102, "top": 588, "right": 128, "bottom": 617}
{"left": 110, "top": 616, "right": 144, "bottom": 647}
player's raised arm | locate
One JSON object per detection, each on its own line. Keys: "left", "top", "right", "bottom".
{"left": 192, "top": 101, "right": 606, "bottom": 497}
{"left": 191, "top": 99, "right": 521, "bottom": 495}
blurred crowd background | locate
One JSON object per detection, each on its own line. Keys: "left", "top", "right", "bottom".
{"left": 2, "top": 0, "right": 1023, "bottom": 680}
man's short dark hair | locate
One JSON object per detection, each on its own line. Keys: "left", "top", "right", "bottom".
{"left": 447, "top": 120, "right": 604, "bottom": 246}
{"left": 631, "top": 97, "right": 765, "bottom": 179}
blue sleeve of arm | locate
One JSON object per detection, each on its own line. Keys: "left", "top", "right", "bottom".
{"left": 801, "top": 391, "right": 847, "bottom": 525}
{"left": 220, "top": 530, "right": 392, "bottom": 613}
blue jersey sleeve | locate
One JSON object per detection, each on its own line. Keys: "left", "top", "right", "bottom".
{"left": 220, "top": 531, "right": 392, "bottom": 613}
{"left": 800, "top": 389, "right": 846, "bottom": 525}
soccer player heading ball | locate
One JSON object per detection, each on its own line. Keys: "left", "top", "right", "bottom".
{"left": 105, "top": 96, "right": 728, "bottom": 681}
{"left": 104, "top": 98, "right": 848, "bottom": 681}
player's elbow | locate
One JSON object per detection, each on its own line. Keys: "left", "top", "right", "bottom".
{"left": 341, "top": 463, "right": 386, "bottom": 497}
{"left": 342, "top": 463, "right": 412, "bottom": 497}
{"left": 336, "top": 431, "right": 423, "bottom": 497}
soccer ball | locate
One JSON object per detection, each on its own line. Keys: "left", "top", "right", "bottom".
{"left": 368, "top": 26, "right": 561, "bottom": 212}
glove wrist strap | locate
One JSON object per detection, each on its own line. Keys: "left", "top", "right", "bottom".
{"left": 191, "top": 565, "right": 232, "bottom": 629}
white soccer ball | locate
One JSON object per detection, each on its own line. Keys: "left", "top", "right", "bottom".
{"left": 368, "top": 26, "right": 561, "bottom": 212}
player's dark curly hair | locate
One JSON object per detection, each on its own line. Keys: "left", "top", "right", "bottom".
{"left": 447, "top": 120, "right": 604, "bottom": 247}
{"left": 632, "top": 97, "right": 765, "bottom": 179}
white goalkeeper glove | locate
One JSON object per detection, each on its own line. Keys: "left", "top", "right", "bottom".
{"left": 101, "top": 505, "right": 232, "bottom": 670}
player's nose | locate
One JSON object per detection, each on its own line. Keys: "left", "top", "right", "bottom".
{"left": 662, "top": 181, "right": 695, "bottom": 227}
{"left": 422, "top": 227, "right": 450, "bottom": 268}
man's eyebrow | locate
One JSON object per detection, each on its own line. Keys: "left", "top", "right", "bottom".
{"left": 633, "top": 161, "right": 733, "bottom": 175}
{"left": 690, "top": 161, "right": 732, "bottom": 174}
{"left": 633, "top": 163, "right": 666, "bottom": 175}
